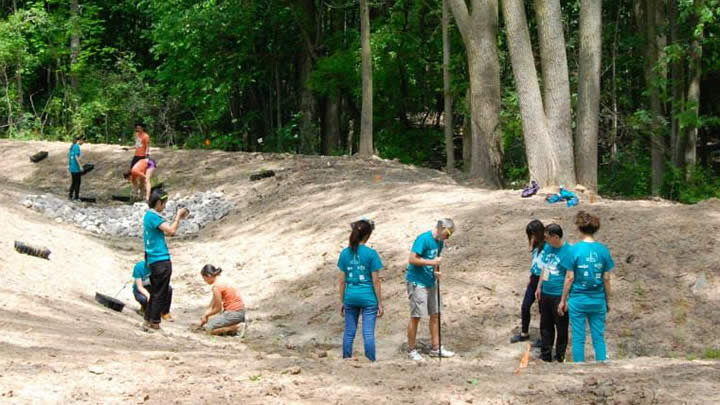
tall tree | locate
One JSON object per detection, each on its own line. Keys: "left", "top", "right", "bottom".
{"left": 501, "top": 0, "right": 576, "bottom": 187}
{"left": 297, "top": 0, "right": 318, "bottom": 154}
{"left": 358, "top": 0, "right": 373, "bottom": 156}
{"left": 684, "top": 0, "right": 706, "bottom": 174}
{"left": 442, "top": 0, "right": 454, "bottom": 173}
{"left": 12, "top": 0, "right": 22, "bottom": 113}
{"left": 448, "top": 0, "right": 503, "bottom": 187}
{"left": 575, "top": 0, "right": 602, "bottom": 190}
{"left": 70, "top": 0, "right": 80, "bottom": 92}
{"left": 637, "top": 0, "right": 667, "bottom": 195}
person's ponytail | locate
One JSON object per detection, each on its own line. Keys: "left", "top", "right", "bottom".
{"left": 200, "top": 264, "right": 223, "bottom": 277}
{"left": 349, "top": 220, "right": 374, "bottom": 253}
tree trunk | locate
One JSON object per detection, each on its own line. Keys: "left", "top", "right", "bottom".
{"left": 463, "top": 87, "right": 472, "bottom": 172}
{"left": 536, "top": 0, "right": 576, "bottom": 185}
{"left": 442, "top": 0, "right": 455, "bottom": 173}
{"left": 323, "top": 91, "right": 341, "bottom": 155}
{"left": 669, "top": 0, "right": 685, "bottom": 167}
{"left": 644, "top": 0, "right": 666, "bottom": 195}
{"left": 12, "top": 0, "right": 22, "bottom": 112}
{"left": 298, "top": 0, "right": 317, "bottom": 155}
{"left": 575, "top": 0, "right": 602, "bottom": 191}
{"left": 358, "top": 0, "right": 373, "bottom": 156}
{"left": 448, "top": 0, "right": 503, "bottom": 187}
{"left": 501, "top": 0, "right": 576, "bottom": 187}
{"left": 684, "top": 0, "right": 704, "bottom": 174}
{"left": 70, "top": 0, "right": 80, "bottom": 92}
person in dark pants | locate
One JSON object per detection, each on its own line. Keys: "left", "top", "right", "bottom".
{"left": 535, "top": 223, "right": 571, "bottom": 362}
{"left": 68, "top": 136, "right": 84, "bottom": 200}
{"left": 130, "top": 122, "right": 150, "bottom": 169}
{"left": 132, "top": 260, "right": 173, "bottom": 320}
{"left": 142, "top": 188, "right": 188, "bottom": 332}
{"left": 511, "top": 220, "right": 545, "bottom": 344}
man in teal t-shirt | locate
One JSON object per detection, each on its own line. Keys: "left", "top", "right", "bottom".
{"left": 141, "top": 188, "right": 187, "bottom": 332}
{"left": 535, "top": 224, "right": 571, "bottom": 362}
{"left": 406, "top": 218, "right": 456, "bottom": 361}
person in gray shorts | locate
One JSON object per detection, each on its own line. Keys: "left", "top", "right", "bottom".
{"left": 198, "top": 264, "right": 247, "bottom": 336}
{"left": 405, "top": 219, "right": 456, "bottom": 361}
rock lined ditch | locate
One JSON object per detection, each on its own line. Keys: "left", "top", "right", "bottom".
{"left": 21, "top": 191, "right": 234, "bottom": 238}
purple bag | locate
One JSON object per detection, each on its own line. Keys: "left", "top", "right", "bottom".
{"left": 521, "top": 180, "right": 539, "bottom": 198}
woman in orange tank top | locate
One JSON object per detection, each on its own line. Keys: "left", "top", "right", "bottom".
{"left": 198, "top": 264, "right": 246, "bottom": 336}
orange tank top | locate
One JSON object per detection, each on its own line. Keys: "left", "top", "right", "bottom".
{"left": 217, "top": 285, "right": 244, "bottom": 311}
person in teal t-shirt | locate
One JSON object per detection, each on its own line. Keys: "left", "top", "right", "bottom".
{"left": 338, "top": 218, "right": 384, "bottom": 361}
{"left": 141, "top": 188, "right": 188, "bottom": 332}
{"left": 534, "top": 224, "right": 571, "bottom": 362}
{"left": 67, "top": 136, "right": 84, "bottom": 200}
{"left": 559, "top": 211, "right": 615, "bottom": 363}
{"left": 406, "top": 218, "right": 456, "bottom": 361}
{"left": 132, "top": 260, "right": 172, "bottom": 318}
{"left": 511, "top": 219, "right": 546, "bottom": 345}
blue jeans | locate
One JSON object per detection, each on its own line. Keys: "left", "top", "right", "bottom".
{"left": 569, "top": 295, "right": 607, "bottom": 362}
{"left": 343, "top": 305, "right": 378, "bottom": 361}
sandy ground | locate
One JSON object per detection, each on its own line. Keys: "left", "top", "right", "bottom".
{"left": 0, "top": 139, "right": 719, "bottom": 404}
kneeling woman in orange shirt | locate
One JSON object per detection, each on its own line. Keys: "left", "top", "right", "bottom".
{"left": 199, "top": 264, "right": 246, "bottom": 336}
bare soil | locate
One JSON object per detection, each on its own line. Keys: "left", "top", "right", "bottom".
{"left": 0, "top": 139, "right": 718, "bottom": 404}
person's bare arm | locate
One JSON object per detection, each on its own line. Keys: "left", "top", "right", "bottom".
{"left": 200, "top": 287, "right": 223, "bottom": 325}
{"left": 558, "top": 271, "right": 574, "bottom": 315}
{"left": 158, "top": 208, "right": 188, "bottom": 236}
{"left": 372, "top": 271, "right": 383, "bottom": 317}
{"left": 338, "top": 272, "right": 346, "bottom": 317}
{"left": 535, "top": 271, "right": 544, "bottom": 301}
{"left": 604, "top": 272, "right": 611, "bottom": 312}
{"left": 135, "top": 278, "right": 150, "bottom": 300}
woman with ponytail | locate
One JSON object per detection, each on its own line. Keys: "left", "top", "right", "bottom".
{"left": 337, "top": 218, "right": 383, "bottom": 361}
{"left": 511, "top": 219, "right": 546, "bottom": 344}
{"left": 199, "top": 264, "right": 246, "bottom": 336}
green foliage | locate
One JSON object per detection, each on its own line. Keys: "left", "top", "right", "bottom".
{"left": 376, "top": 124, "right": 442, "bottom": 166}
{"left": 1, "top": 0, "right": 720, "bottom": 204}
{"left": 662, "top": 165, "right": 720, "bottom": 204}
{"left": 703, "top": 348, "right": 720, "bottom": 359}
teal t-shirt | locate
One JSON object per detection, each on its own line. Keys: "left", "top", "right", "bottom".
{"left": 338, "top": 245, "right": 383, "bottom": 307}
{"left": 541, "top": 242, "right": 572, "bottom": 296}
{"left": 132, "top": 261, "right": 151, "bottom": 293}
{"left": 143, "top": 210, "right": 170, "bottom": 264}
{"left": 530, "top": 247, "right": 544, "bottom": 276}
{"left": 565, "top": 241, "right": 615, "bottom": 298}
{"left": 406, "top": 231, "right": 443, "bottom": 288}
{"left": 68, "top": 143, "right": 81, "bottom": 173}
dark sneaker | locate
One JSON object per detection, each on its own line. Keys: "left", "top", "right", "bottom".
{"left": 510, "top": 334, "right": 530, "bottom": 343}
{"left": 533, "top": 339, "right": 543, "bottom": 348}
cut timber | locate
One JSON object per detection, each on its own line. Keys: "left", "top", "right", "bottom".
{"left": 14, "top": 241, "right": 52, "bottom": 260}
{"left": 29, "top": 151, "right": 48, "bottom": 163}
{"left": 94, "top": 292, "right": 125, "bottom": 312}
{"left": 250, "top": 170, "right": 276, "bottom": 181}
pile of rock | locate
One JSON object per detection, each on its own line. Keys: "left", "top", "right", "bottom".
{"left": 21, "top": 191, "right": 234, "bottom": 238}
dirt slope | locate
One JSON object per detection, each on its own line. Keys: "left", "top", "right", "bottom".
{"left": 0, "top": 139, "right": 718, "bottom": 404}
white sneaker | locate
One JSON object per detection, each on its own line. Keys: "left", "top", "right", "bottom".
{"left": 428, "top": 346, "right": 455, "bottom": 358}
{"left": 408, "top": 349, "right": 425, "bottom": 361}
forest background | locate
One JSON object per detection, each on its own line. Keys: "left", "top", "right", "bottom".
{"left": 1, "top": 0, "right": 719, "bottom": 202}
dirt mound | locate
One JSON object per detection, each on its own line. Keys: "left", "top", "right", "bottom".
{"left": 0, "top": 140, "right": 718, "bottom": 404}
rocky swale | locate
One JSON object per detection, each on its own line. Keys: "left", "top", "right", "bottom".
{"left": 21, "top": 192, "right": 234, "bottom": 238}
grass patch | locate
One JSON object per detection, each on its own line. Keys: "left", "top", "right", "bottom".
{"left": 703, "top": 348, "right": 720, "bottom": 359}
